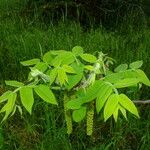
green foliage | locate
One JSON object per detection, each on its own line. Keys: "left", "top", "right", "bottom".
{"left": 0, "top": 46, "right": 150, "bottom": 136}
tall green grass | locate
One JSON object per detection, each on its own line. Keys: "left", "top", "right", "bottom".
{"left": 0, "top": 1, "right": 150, "bottom": 150}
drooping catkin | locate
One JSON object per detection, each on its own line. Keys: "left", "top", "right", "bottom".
{"left": 86, "top": 102, "right": 94, "bottom": 136}
{"left": 63, "top": 93, "right": 72, "bottom": 135}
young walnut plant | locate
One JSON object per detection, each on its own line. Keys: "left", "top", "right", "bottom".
{"left": 0, "top": 46, "right": 150, "bottom": 136}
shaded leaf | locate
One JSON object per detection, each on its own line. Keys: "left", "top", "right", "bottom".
{"left": 72, "top": 46, "right": 84, "bottom": 56}
{"left": 129, "top": 60, "right": 143, "bottom": 69}
{"left": 20, "top": 59, "right": 40, "bottom": 66}
{"left": 5, "top": 80, "right": 24, "bottom": 87}
{"left": 114, "top": 64, "right": 128, "bottom": 72}
{"left": 66, "top": 98, "right": 83, "bottom": 109}
{"left": 72, "top": 106, "right": 86, "bottom": 122}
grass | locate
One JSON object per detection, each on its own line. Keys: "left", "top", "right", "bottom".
{"left": 0, "top": 0, "right": 150, "bottom": 150}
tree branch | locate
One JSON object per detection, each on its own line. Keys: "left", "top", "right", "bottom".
{"left": 133, "top": 100, "right": 150, "bottom": 104}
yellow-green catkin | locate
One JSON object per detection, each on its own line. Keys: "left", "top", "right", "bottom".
{"left": 86, "top": 102, "right": 94, "bottom": 136}
{"left": 63, "top": 93, "right": 72, "bottom": 135}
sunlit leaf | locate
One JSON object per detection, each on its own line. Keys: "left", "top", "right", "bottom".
{"left": 80, "top": 54, "right": 97, "bottom": 63}
{"left": 136, "top": 69, "right": 150, "bottom": 86}
{"left": 34, "top": 84, "right": 57, "bottom": 105}
{"left": 96, "top": 84, "right": 113, "bottom": 113}
{"left": 104, "top": 94, "right": 119, "bottom": 121}
{"left": 0, "top": 92, "right": 16, "bottom": 122}
{"left": 119, "top": 94, "right": 139, "bottom": 118}
{"left": 49, "top": 68, "right": 58, "bottom": 85}
{"left": 43, "top": 51, "right": 53, "bottom": 64}
{"left": 57, "top": 68, "right": 68, "bottom": 86}
{"left": 114, "top": 78, "right": 139, "bottom": 88}
{"left": 20, "top": 87, "right": 34, "bottom": 114}
{"left": 0, "top": 91, "right": 12, "bottom": 103}
{"left": 113, "top": 106, "right": 119, "bottom": 122}
{"left": 63, "top": 65, "right": 76, "bottom": 74}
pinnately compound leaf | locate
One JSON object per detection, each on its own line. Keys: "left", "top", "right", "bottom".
{"left": 20, "top": 87, "right": 34, "bottom": 114}
{"left": 34, "top": 84, "right": 57, "bottom": 105}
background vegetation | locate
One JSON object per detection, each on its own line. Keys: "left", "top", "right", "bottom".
{"left": 0, "top": 0, "right": 150, "bottom": 149}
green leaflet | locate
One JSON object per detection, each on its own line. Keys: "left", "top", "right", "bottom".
{"left": 50, "top": 50, "right": 66, "bottom": 55}
{"left": 51, "top": 55, "right": 62, "bottom": 67}
{"left": 0, "top": 91, "right": 12, "bottom": 103}
{"left": 20, "top": 58, "right": 40, "bottom": 66}
{"left": 72, "top": 46, "right": 84, "bottom": 56}
{"left": 96, "top": 83, "right": 113, "bottom": 114}
{"left": 84, "top": 65, "right": 94, "bottom": 71}
{"left": 129, "top": 60, "right": 143, "bottom": 69}
{"left": 104, "top": 69, "right": 138, "bottom": 84}
{"left": 84, "top": 80, "right": 104, "bottom": 103}
{"left": 57, "top": 68, "right": 68, "bottom": 86}
{"left": 114, "top": 64, "right": 128, "bottom": 72}
{"left": 80, "top": 54, "right": 97, "bottom": 63}
{"left": 113, "top": 106, "right": 119, "bottom": 122}
{"left": 72, "top": 106, "right": 86, "bottom": 122}
{"left": 104, "top": 94, "right": 119, "bottom": 121}
{"left": 66, "top": 63, "right": 84, "bottom": 90}
{"left": 20, "top": 87, "right": 34, "bottom": 114}
{"left": 61, "top": 52, "right": 75, "bottom": 65}
{"left": 43, "top": 51, "right": 53, "bottom": 64}
{"left": 49, "top": 68, "right": 58, "bottom": 85}
{"left": 34, "top": 84, "right": 57, "bottom": 105}
{"left": 0, "top": 92, "right": 16, "bottom": 122}
{"left": 119, "top": 94, "right": 139, "bottom": 118}
{"left": 5, "top": 80, "right": 24, "bottom": 87}
{"left": 119, "top": 105, "right": 127, "bottom": 120}
{"left": 63, "top": 65, "right": 76, "bottom": 74}
{"left": 104, "top": 71, "right": 125, "bottom": 83}
{"left": 136, "top": 69, "right": 150, "bottom": 86}
{"left": 114, "top": 78, "right": 139, "bottom": 88}
{"left": 66, "top": 98, "right": 83, "bottom": 110}
{"left": 33, "top": 62, "right": 48, "bottom": 72}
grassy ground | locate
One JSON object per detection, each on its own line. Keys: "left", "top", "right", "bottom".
{"left": 0, "top": 1, "right": 150, "bottom": 150}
